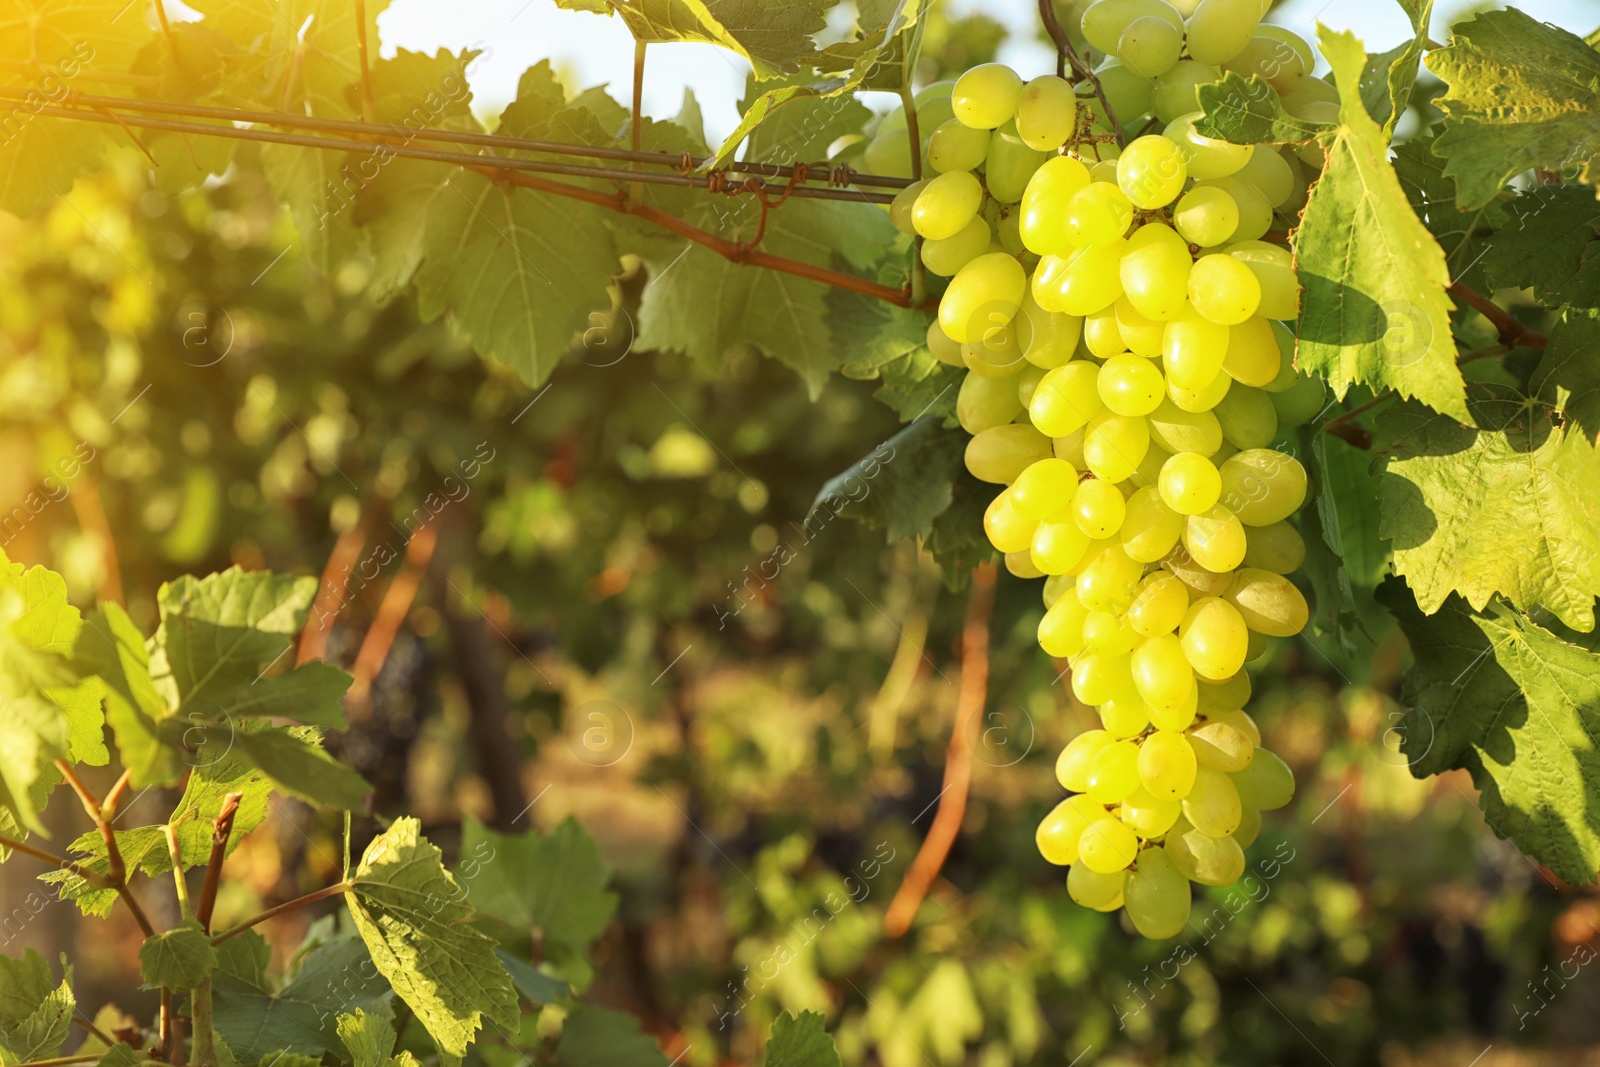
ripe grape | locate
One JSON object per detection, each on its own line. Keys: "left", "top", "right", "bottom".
{"left": 1222, "top": 35, "right": 1306, "bottom": 93}
{"left": 986, "top": 121, "right": 1050, "bottom": 202}
{"left": 952, "top": 63, "right": 1024, "bottom": 129}
{"left": 1269, "top": 372, "right": 1327, "bottom": 427}
{"left": 1038, "top": 587, "right": 1091, "bottom": 658}
{"left": 1187, "top": 718, "right": 1255, "bottom": 772}
{"left": 939, "top": 251, "right": 1027, "bottom": 343}
{"left": 1015, "top": 75, "right": 1078, "bottom": 150}
{"left": 1241, "top": 520, "right": 1306, "bottom": 573}
{"left": 1100, "top": 694, "right": 1152, "bottom": 736}
{"left": 913, "top": 170, "right": 984, "bottom": 240}
{"left": 1082, "top": 410, "right": 1151, "bottom": 483}
{"left": 1067, "top": 861, "right": 1125, "bottom": 910}
{"left": 1037, "top": 795, "right": 1104, "bottom": 865}
{"left": 927, "top": 120, "right": 990, "bottom": 173}
{"left": 1117, "top": 135, "right": 1188, "bottom": 209}
{"left": 1046, "top": 241, "right": 1130, "bottom": 316}
{"left": 1231, "top": 747, "right": 1294, "bottom": 810}
{"left": 1097, "top": 353, "right": 1165, "bottom": 416}
{"left": 1221, "top": 316, "right": 1282, "bottom": 387}
{"left": 1196, "top": 174, "right": 1273, "bottom": 241}
{"left": 1232, "top": 141, "right": 1297, "bottom": 206}
{"left": 1132, "top": 633, "right": 1195, "bottom": 712}
{"left": 1030, "top": 361, "right": 1105, "bottom": 436}
{"left": 1225, "top": 567, "right": 1310, "bottom": 636}
{"left": 1121, "top": 787, "right": 1182, "bottom": 836}
{"left": 1121, "top": 487, "right": 1185, "bottom": 563}
{"left": 1020, "top": 156, "right": 1091, "bottom": 255}
{"left": 1064, "top": 182, "right": 1134, "bottom": 248}
{"left": 1120, "top": 222, "right": 1192, "bottom": 321}
{"left": 1076, "top": 541, "right": 1144, "bottom": 612}
{"left": 1173, "top": 185, "right": 1239, "bottom": 247}
{"left": 1119, "top": 15, "right": 1184, "bottom": 78}
{"left": 1011, "top": 457, "right": 1079, "bottom": 519}
{"left": 889, "top": 179, "right": 927, "bottom": 234}
{"left": 1163, "top": 112, "right": 1254, "bottom": 179}
{"left": 1197, "top": 672, "right": 1252, "bottom": 716}
{"left": 1084, "top": 306, "right": 1128, "bottom": 358}
{"left": 957, "top": 368, "right": 1023, "bottom": 434}
{"left": 983, "top": 489, "right": 1037, "bottom": 554}
{"left": 963, "top": 320, "right": 1024, "bottom": 377}
{"left": 1188, "top": 253, "right": 1262, "bottom": 325}
{"left": 1184, "top": 503, "right": 1248, "bottom": 573}
{"left": 965, "top": 423, "right": 1053, "bottom": 483}
{"left": 1114, "top": 298, "right": 1167, "bottom": 357}
{"left": 1123, "top": 846, "right": 1191, "bottom": 939}
{"left": 1165, "top": 823, "right": 1246, "bottom": 885}
{"left": 1079, "top": 813, "right": 1141, "bottom": 871}
{"left": 1151, "top": 60, "right": 1221, "bottom": 123}
{"left": 1080, "top": 0, "right": 1185, "bottom": 53}
{"left": 1127, "top": 572, "right": 1189, "bottom": 637}
{"left": 1182, "top": 764, "right": 1243, "bottom": 835}
{"left": 1032, "top": 518, "right": 1094, "bottom": 576}
{"left": 1086, "top": 739, "right": 1142, "bottom": 803}
{"left": 1167, "top": 365, "right": 1233, "bottom": 412}
{"left": 1056, "top": 729, "right": 1114, "bottom": 792}
{"left": 1138, "top": 728, "right": 1198, "bottom": 799}
{"left": 1227, "top": 241, "right": 1301, "bottom": 320}
{"left": 1212, "top": 384, "right": 1279, "bottom": 449}
{"left": 1217, "top": 448, "right": 1307, "bottom": 524}
{"left": 1185, "top": 0, "right": 1262, "bottom": 65}
{"left": 1163, "top": 307, "right": 1231, "bottom": 389}
{"left": 1071, "top": 477, "right": 1128, "bottom": 538}
{"left": 1233, "top": 808, "right": 1262, "bottom": 848}
{"left": 921, "top": 216, "right": 991, "bottom": 277}
{"left": 1148, "top": 683, "right": 1199, "bottom": 732}
{"left": 1178, "top": 596, "right": 1250, "bottom": 679}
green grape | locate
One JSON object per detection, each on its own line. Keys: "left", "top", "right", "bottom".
{"left": 1006, "top": 549, "right": 1045, "bottom": 579}
{"left": 1163, "top": 112, "right": 1253, "bottom": 179}
{"left": 1270, "top": 372, "right": 1326, "bottom": 427}
{"left": 1182, "top": 764, "right": 1242, "bottom": 835}
{"left": 1278, "top": 72, "right": 1338, "bottom": 113}
{"left": 1118, "top": 135, "right": 1189, "bottom": 210}
{"left": 1016, "top": 74, "right": 1078, "bottom": 150}
{"left": 913, "top": 170, "right": 984, "bottom": 240}
{"left": 1244, "top": 628, "right": 1269, "bottom": 662}
{"left": 1232, "top": 142, "right": 1297, "bottom": 207}
{"left": 1080, "top": 0, "right": 1184, "bottom": 53}
{"left": 1162, "top": 544, "right": 1233, "bottom": 598}
{"left": 1068, "top": 861, "right": 1126, "bottom": 910}
{"left": 1101, "top": 694, "right": 1152, "bottom": 736}
{"left": 1130, "top": 441, "right": 1173, "bottom": 491}
{"left": 1092, "top": 60, "right": 1156, "bottom": 121}
{"left": 1225, "top": 567, "right": 1310, "bottom": 637}
{"left": 1167, "top": 366, "right": 1233, "bottom": 413}
{"left": 913, "top": 81, "right": 957, "bottom": 133}
{"left": 1149, "top": 682, "right": 1198, "bottom": 731}
{"left": 1114, "top": 298, "right": 1167, "bottom": 357}
{"left": 1120, "top": 786, "right": 1182, "bottom": 836}
{"left": 1241, "top": 520, "right": 1305, "bottom": 573}
{"left": 1097, "top": 354, "right": 1165, "bottom": 417}
{"left": 1032, "top": 517, "right": 1094, "bottom": 576}
{"left": 1021, "top": 156, "right": 1092, "bottom": 255}
{"left": 1188, "top": 252, "right": 1262, "bottom": 325}
{"left": 1183, "top": 503, "right": 1248, "bottom": 573}
{"left": 1222, "top": 35, "right": 1306, "bottom": 93}
{"left": 1120, "top": 226, "right": 1192, "bottom": 324}
{"left": 984, "top": 488, "right": 1038, "bottom": 553}
{"left": 1071, "top": 649, "right": 1137, "bottom": 707}
{"left": 1084, "top": 306, "right": 1128, "bottom": 358}
{"left": 1212, "top": 383, "right": 1278, "bottom": 449}
{"left": 1038, "top": 586, "right": 1091, "bottom": 657}
{"left": 1184, "top": 0, "right": 1261, "bottom": 65}
{"left": 997, "top": 211, "right": 1026, "bottom": 256}
{"left": 986, "top": 121, "right": 1050, "bottom": 203}
{"left": 1121, "top": 485, "right": 1185, "bottom": 563}
{"left": 1233, "top": 808, "right": 1262, "bottom": 848}
{"left": 958, "top": 367, "right": 1024, "bottom": 434}
{"left": 1291, "top": 100, "right": 1341, "bottom": 169}
{"left": 1173, "top": 185, "right": 1239, "bottom": 247}
{"left": 1065, "top": 182, "right": 1135, "bottom": 248}
{"left": 926, "top": 320, "right": 965, "bottom": 368}
{"left": 1221, "top": 316, "right": 1281, "bottom": 387}
{"left": 889, "top": 179, "right": 928, "bottom": 234}
{"left": 1178, "top": 596, "right": 1249, "bottom": 680}
{"left": 1037, "top": 794, "right": 1108, "bottom": 865}
{"left": 1012, "top": 457, "right": 1079, "bottom": 519}
{"left": 1043, "top": 572, "right": 1074, "bottom": 608}
{"left": 1197, "top": 673, "right": 1252, "bottom": 716}
{"left": 1119, "top": 15, "right": 1184, "bottom": 78}
{"left": 1018, "top": 289, "right": 1085, "bottom": 369}
{"left": 1187, "top": 719, "right": 1254, "bottom": 772}
{"left": 1071, "top": 477, "right": 1128, "bottom": 538}
{"left": 1056, "top": 728, "right": 1114, "bottom": 791}
{"left": 1146, "top": 398, "right": 1223, "bottom": 456}
{"left": 1132, "top": 633, "right": 1196, "bottom": 712}
{"left": 1165, "top": 823, "right": 1245, "bottom": 885}
{"left": 1261, "top": 322, "right": 1298, "bottom": 392}
{"left": 1138, "top": 728, "right": 1198, "bottom": 800}
{"left": 1256, "top": 24, "right": 1315, "bottom": 73}
{"left": 1230, "top": 747, "right": 1294, "bottom": 810}
{"left": 861, "top": 129, "right": 915, "bottom": 179}
{"left": 1083, "top": 609, "right": 1136, "bottom": 655}
{"left": 1163, "top": 307, "right": 1231, "bottom": 390}
{"left": 927, "top": 120, "right": 991, "bottom": 173}
{"left": 1123, "top": 846, "right": 1191, "bottom": 939}
{"left": 1017, "top": 364, "right": 1046, "bottom": 408}
{"left": 951, "top": 62, "right": 1025, "bottom": 129}
{"left": 1030, "top": 361, "right": 1105, "bottom": 436}
{"left": 939, "top": 251, "right": 1027, "bottom": 343}
{"left": 1226, "top": 240, "right": 1300, "bottom": 319}
{"left": 1079, "top": 809, "right": 1141, "bottom": 870}
{"left": 963, "top": 319, "right": 1024, "bottom": 377}
{"left": 1218, "top": 448, "right": 1307, "bottom": 525}
{"left": 965, "top": 423, "right": 1053, "bottom": 483}
{"left": 1152, "top": 60, "right": 1221, "bottom": 123}
{"left": 1035, "top": 242, "right": 1129, "bottom": 317}
{"left": 1083, "top": 410, "right": 1150, "bottom": 483}
{"left": 922, "top": 215, "right": 992, "bottom": 277}
{"left": 1086, "top": 739, "right": 1142, "bottom": 803}
{"left": 1127, "top": 572, "right": 1189, "bottom": 636}
{"left": 1075, "top": 541, "right": 1144, "bottom": 612}
{"left": 1196, "top": 174, "right": 1273, "bottom": 241}
{"left": 1158, "top": 452, "right": 1221, "bottom": 515}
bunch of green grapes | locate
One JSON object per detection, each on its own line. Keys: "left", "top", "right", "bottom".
{"left": 887, "top": 0, "right": 1332, "bottom": 940}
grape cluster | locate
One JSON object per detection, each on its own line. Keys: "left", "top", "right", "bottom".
{"left": 887, "top": 0, "right": 1330, "bottom": 939}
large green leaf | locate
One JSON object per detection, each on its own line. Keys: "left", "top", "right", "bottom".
{"left": 607, "top": 0, "right": 831, "bottom": 81}
{"left": 346, "top": 818, "right": 518, "bottom": 1065}
{"left": 1426, "top": 8, "right": 1600, "bottom": 209}
{"left": 138, "top": 920, "right": 217, "bottom": 992}
{"left": 1375, "top": 385, "right": 1600, "bottom": 632}
{"left": 0, "top": 951, "right": 73, "bottom": 1066}
{"left": 76, "top": 602, "right": 183, "bottom": 788}
{"left": 1481, "top": 184, "right": 1600, "bottom": 311}
{"left": 337, "top": 1010, "right": 396, "bottom": 1067}
{"left": 1381, "top": 583, "right": 1600, "bottom": 885}
{"left": 1294, "top": 29, "right": 1466, "bottom": 422}
{"left": 1532, "top": 307, "right": 1600, "bottom": 443}
{"left": 1391, "top": 136, "right": 1508, "bottom": 295}
{"left": 554, "top": 1006, "right": 668, "bottom": 1067}
{"left": 814, "top": 416, "right": 961, "bottom": 544}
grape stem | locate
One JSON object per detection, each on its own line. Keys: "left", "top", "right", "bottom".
{"left": 1037, "top": 0, "right": 1127, "bottom": 146}
{"left": 1448, "top": 281, "right": 1549, "bottom": 350}
{"left": 883, "top": 561, "right": 997, "bottom": 937}
{"left": 1321, "top": 393, "right": 1393, "bottom": 449}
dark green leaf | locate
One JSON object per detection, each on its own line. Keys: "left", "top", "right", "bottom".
{"left": 763, "top": 1011, "right": 842, "bottom": 1067}
{"left": 460, "top": 816, "right": 618, "bottom": 962}
{"left": 814, "top": 416, "right": 959, "bottom": 543}
{"left": 1481, "top": 184, "right": 1600, "bottom": 310}
{"left": 1358, "top": 0, "right": 1434, "bottom": 136}
{"left": 0, "top": 950, "right": 72, "bottom": 1064}
{"left": 1391, "top": 136, "right": 1508, "bottom": 294}
{"left": 554, "top": 1006, "right": 668, "bottom": 1067}
{"left": 492, "top": 949, "right": 568, "bottom": 1006}
{"left": 230, "top": 728, "right": 371, "bottom": 811}
{"left": 1532, "top": 307, "right": 1600, "bottom": 442}
{"left": 138, "top": 919, "right": 217, "bottom": 991}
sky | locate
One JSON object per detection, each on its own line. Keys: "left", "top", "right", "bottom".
{"left": 376, "top": 0, "right": 1598, "bottom": 145}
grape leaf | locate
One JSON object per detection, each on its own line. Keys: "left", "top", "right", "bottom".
{"left": 1358, "top": 0, "right": 1434, "bottom": 137}
{"left": 1481, "top": 183, "right": 1600, "bottom": 310}
{"left": 763, "top": 1012, "right": 842, "bottom": 1067}
{"left": 337, "top": 1010, "right": 396, "bottom": 1067}
{"left": 139, "top": 920, "right": 217, "bottom": 992}
{"left": 228, "top": 728, "right": 370, "bottom": 810}
{"left": 815, "top": 416, "right": 959, "bottom": 544}
{"left": 1374, "top": 385, "right": 1600, "bottom": 632}
{"left": 607, "top": 0, "right": 831, "bottom": 81}
{"left": 554, "top": 1006, "right": 668, "bottom": 1067}
{"left": 75, "top": 603, "right": 184, "bottom": 788}
{"left": 492, "top": 949, "right": 568, "bottom": 1006}
{"left": 213, "top": 930, "right": 270, "bottom": 990}
{"left": 459, "top": 816, "right": 618, "bottom": 964}
{"left": 212, "top": 934, "right": 391, "bottom": 1063}
{"left": 1380, "top": 582, "right": 1600, "bottom": 885}
{"left": 1391, "top": 136, "right": 1508, "bottom": 294}
{"left": 1297, "top": 427, "right": 1362, "bottom": 652}
{"left": 1294, "top": 29, "right": 1466, "bottom": 422}
{"left": 1426, "top": 8, "right": 1600, "bottom": 209}
{"left": 0, "top": 951, "right": 72, "bottom": 1066}
{"left": 345, "top": 818, "right": 518, "bottom": 1065}
{"left": 1195, "top": 73, "right": 1331, "bottom": 145}
{"left": 1532, "top": 307, "right": 1600, "bottom": 443}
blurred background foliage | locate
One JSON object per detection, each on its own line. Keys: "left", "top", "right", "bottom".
{"left": 1, "top": 6, "right": 1598, "bottom": 1067}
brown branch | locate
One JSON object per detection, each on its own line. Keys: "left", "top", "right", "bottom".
{"left": 71, "top": 1016, "right": 115, "bottom": 1049}
{"left": 1038, "top": 0, "right": 1072, "bottom": 79}
{"left": 1459, "top": 342, "right": 1511, "bottom": 365}
{"left": 65, "top": 468, "right": 123, "bottom": 606}
{"left": 884, "top": 561, "right": 997, "bottom": 938}
{"left": 0, "top": 833, "right": 116, "bottom": 889}
{"left": 347, "top": 524, "right": 438, "bottom": 707}
{"left": 50, "top": 760, "right": 155, "bottom": 937}
{"left": 8, "top": 1056, "right": 105, "bottom": 1067}
{"left": 1449, "top": 281, "right": 1548, "bottom": 349}
{"left": 103, "top": 769, "right": 134, "bottom": 817}
{"left": 195, "top": 792, "right": 243, "bottom": 934}
{"left": 1320, "top": 393, "right": 1393, "bottom": 450}
{"left": 1039, "top": 0, "right": 1125, "bottom": 145}
{"left": 297, "top": 513, "right": 370, "bottom": 664}
{"left": 210, "top": 882, "right": 352, "bottom": 944}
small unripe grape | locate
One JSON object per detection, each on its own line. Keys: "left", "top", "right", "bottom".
{"left": 913, "top": 170, "right": 984, "bottom": 240}
{"left": 1132, "top": 633, "right": 1196, "bottom": 712}
{"left": 1197, "top": 673, "right": 1252, "bottom": 716}
{"left": 1127, "top": 572, "right": 1189, "bottom": 636}
{"left": 927, "top": 319, "right": 964, "bottom": 366}
{"left": 1173, "top": 185, "right": 1239, "bottom": 247}
{"left": 927, "top": 119, "right": 990, "bottom": 173}
{"left": 1270, "top": 372, "right": 1327, "bottom": 427}
{"left": 1242, "top": 520, "right": 1306, "bottom": 574}
{"left": 1080, "top": 0, "right": 1184, "bottom": 53}
{"left": 1030, "top": 361, "right": 1105, "bottom": 436}
{"left": 1121, "top": 486, "right": 1185, "bottom": 564}
{"left": 1056, "top": 728, "right": 1114, "bottom": 791}
{"left": 1083, "top": 410, "right": 1151, "bottom": 484}
{"left": 1152, "top": 60, "right": 1221, "bottom": 123}
{"left": 1123, "top": 846, "right": 1191, "bottom": 939}
{"left": 1179, "top": 596, "right": 1250, "bottom": 680}
{"left": 1020, "top": 155, "right": 1092, "bottom": 255}
{"left": 1231, "top": 747, "right": 1294, "bottom": 810}
{"left": 1117, "top": 135, "right": 1188, "bottom": 209}
{"left": 1233, "top": 808, "right": 1262, "bottom": 848}
{"left": 951, "top": 63, "right": 1024, "bottom": 129}
{"left": 1139, "top": 729, "right": 1198, "bottom": 800}
{"left": 1222, "top": 35, "right": 1306, "bottom": 93}
{"left": 1182, "top": 764, "right": 1242, "bottom": 836}
{"left": 983, "top": 488, "right": 1038, "bottom": 553}
{"left": 889, "top": 179, "right": 927, "bottom": 234}
{"left": 1158, "top": 452, "right": 1222, "bottom": 515}
{"left": 1012, "top": 457, "right": 1079, "bottom": 520}
{"left": 1015, "top": 74, "right": 1078, "bottom": 150}
{"left": 1068, "top": 861, "right": 1126, "bottom": 910}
